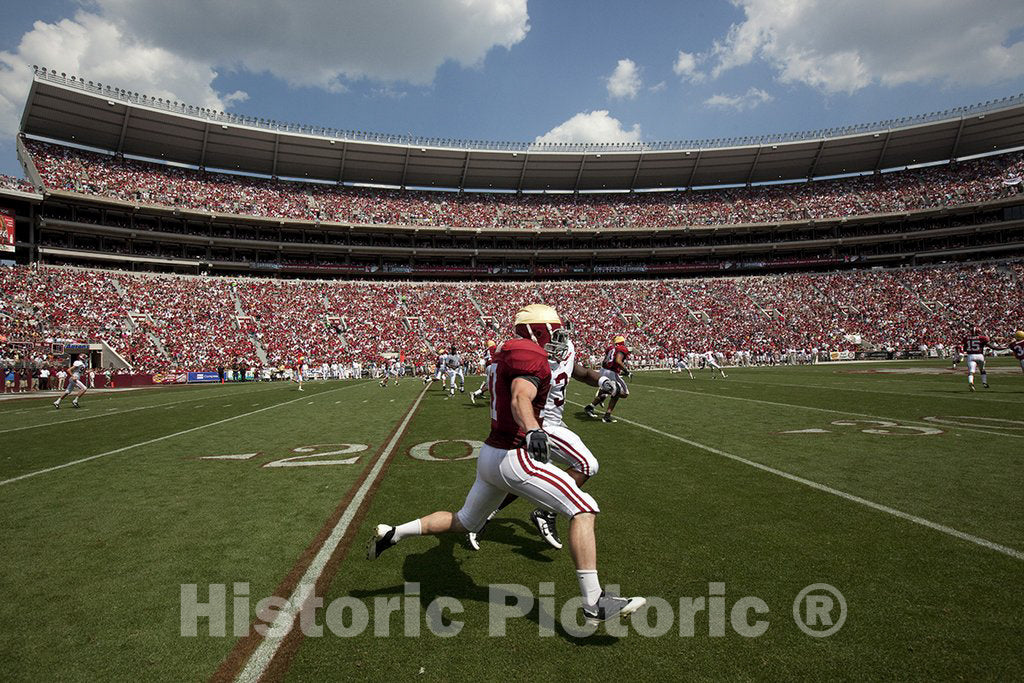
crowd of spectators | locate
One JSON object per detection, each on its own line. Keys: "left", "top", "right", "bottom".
{"left": 0, "top": 173, "right": 35, "bottom": 193}
{"left": 3, "top": 262, "right": 1022, "bottom": 376}
{"left": 25, "top": 139, "right": 1024, "bottom": 231}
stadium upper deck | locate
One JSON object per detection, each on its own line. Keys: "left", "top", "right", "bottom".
{"left": 19, "top": 67, "right": 1024, "bottom": 191}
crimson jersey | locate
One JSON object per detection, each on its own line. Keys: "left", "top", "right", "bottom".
{"left": 485, "top": 339, "right": 551, "bottom": 449}
{"left": 962, "top": 335, "right": 989, "bottom": 354}
{"left": 602, "top": 343, "right": 630, "bottom": 374}
{"left": 1011, "top": 340, "right": 1024, "bottom": 360}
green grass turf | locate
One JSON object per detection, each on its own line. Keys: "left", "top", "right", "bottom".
{"left": 2, "top": 361, "right": 1022, "bottom": 680}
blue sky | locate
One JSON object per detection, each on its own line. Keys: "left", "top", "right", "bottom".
{"left": 2, "top": 1, "right": 1024, "bottom": 179}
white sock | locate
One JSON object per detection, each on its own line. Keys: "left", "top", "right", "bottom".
{"left": 576, "top": 570, "right": 601, "bottom": 609}
{"left": 392, "top": 519, "right": 422, "bottom": 542}
{"left": 981, "top": 373, "right": 987, "bottom": 384}
{"left": 969, "top": 375, "right": 975, "bottom": 385}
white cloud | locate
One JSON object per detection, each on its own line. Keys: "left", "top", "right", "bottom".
{"left": 94, "top": 0, "right": 530, "bottom": 90}
{"left": 0, "top": 12, "right": 243, "bottom": 136}
{"left": 534, "top": 110, "right": 642, "bottom": 144}
{"left": 648, "top": 81, "right": 667, "bottom": 93}
{"left": 672, "top": 50, "right": 705, "bottom": 82}
{"left": 606, "top": 58, "right": 641, "bottom": 99}
{"left": 710, "top": 0, "right": 1024, "bottom": 93}
{"left": 704, "top": 87, "right": 773, "bottom": 111}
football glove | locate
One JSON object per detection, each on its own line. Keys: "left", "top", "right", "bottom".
{"left": 622, "top": 367, "right": 632, "bottom": 378}
{"left": 524, "top": 429, "right": 550, "bottom": 464}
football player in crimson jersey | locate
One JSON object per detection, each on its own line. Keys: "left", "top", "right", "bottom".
{"left": 367, "top": 304, "right": 645, "bottom": 626}
{"left": 469, "top": 339, "right": 498, "bottom": 404}
{"left": 584, "top": 334, "right": 631, "bottom": 423}
{"left": 961, "top": 326, "right": 1005, "bottom": 391}
{"left": 467, "top": 324, "right": 627, "bottom": 552}
{"left": 1010, "top": 330, "right": 1024, "bottom": 373}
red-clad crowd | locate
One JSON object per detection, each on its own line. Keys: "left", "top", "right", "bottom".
{"left": 25, "top": 139, "right": 1024, "bottom": 230}
{"left": 3, "top": 262, "right": 1023, "bottom": 381}
{"left": 0, "top": 173, "right": 35, "bottom": 193}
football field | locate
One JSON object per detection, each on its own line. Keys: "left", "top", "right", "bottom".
{"left": 2, "top": 360, "right": 1022, "bottom": 681}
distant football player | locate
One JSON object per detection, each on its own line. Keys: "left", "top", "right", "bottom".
{"left": 293, "top": 356, "right": 307, "bottom": 391}
{"left": 445, "top": 345, "right": 465, "bottom": 396}
{"left": 468, "top": 323, "right": 625, "bottom": 551}
{"left": 469, "top": 339, "right": 498, "bottom": 404}
{"left": 367, "top": 304, "right": 646, "bottom": 626}
{"left": 53, "top": 354, "right": 88, "bottom": 409}
{"left": 962, "top": 326, "right": 1001, "bottom": 391}
{"left": 702, "top": 350, "right": 728, "bottom": 379}
{"left": 584, "top": 334, "right": 631, "bottom": 423}
{"left": 674, "top": 352, "right": 695, "bottom": 379}
{"left": 950, "top": 342, "right": 964, "bottom": 370}
{"left": 432, "top": 348, "right": 448, "bottom": 389}
{"left": 1010, "top": 330, "right": 1024, "bottom": 372}
{"left": 379, "top": 357, "right": 399, "bottom": 387}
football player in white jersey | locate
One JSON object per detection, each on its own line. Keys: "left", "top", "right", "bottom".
{"left": 53, "top": 354, "right": 88, "bottom": 409}
{"left": 467, "top": 327, "right": 625, "bottom": 551}
{"left": 293, "top": 356, "right": 307, "bottom": 391}
{"left": 469, "top": 340, "right": 498, "bottom": 404}
{"left": 445, "top": 346, "right": 465, "bottom": 396}
{"left": 425, "top": 348, "right": 448, "bottom": 389}
{"left": 702, "top": 350, "right": 728, "bottom": 379}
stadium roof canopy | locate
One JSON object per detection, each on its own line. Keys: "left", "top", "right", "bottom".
{"left": 20, "top": 68, "right": 1024, "bottom": 192}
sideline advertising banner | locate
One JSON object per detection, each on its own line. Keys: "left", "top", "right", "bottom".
{"left": 187, "top": 372, "right": 220, "bottom": 383}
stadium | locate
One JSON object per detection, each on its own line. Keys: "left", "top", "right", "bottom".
{"left": 2, "top": 15, "right": 1024, "bottom": 682}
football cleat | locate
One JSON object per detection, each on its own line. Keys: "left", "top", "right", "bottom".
{"left": 602, "top": 413, "right": 616, "bottom": 423}
{"left": 530, "top": 509, "right": 562, "bottom": 550}
{"left": 366, "top": 524, "right": 397, "bottom": 560}
{"left": 582, "top": 590, "right": 647, "bottom": 626}
{"left": 969, "top": 384, "right": 976, "bottom": 392}
{"left": 72, "top": 400, "right": 80, "bottom": 409}
{"left": 467, "top": 513, "right": 495, "bottom": 550}
{"left": 53, "top": 401, "right": 60, "bottom": 410}
{"left": 983, "top": 382, "right": 989, "bottom": 389}
{"left": 584, "top": 404, "right": 597, "bottom": 418}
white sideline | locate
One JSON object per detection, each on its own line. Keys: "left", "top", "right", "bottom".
{"left": 635, "top": 381, "right": 1023, "bottom": 439}
{"left": 0, "top": 382, "right": 372, "bottom": 487}
{"left": 0, "top": 383, "right": 282, "bottom": 435}
{"left": 235, "top": 384, "right": 428, "bottom": 683}
{"left": 569, "top": 401, "right": 1024, "bottom": 562}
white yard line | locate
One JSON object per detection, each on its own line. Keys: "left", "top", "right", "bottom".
{"left": 0, "top": 382, "right": 372, "bottom": 487}
{"left": 0, "top": 383, "right": 282, "bottom": 435}
{"left": 632, "top": 381, "right": 1023, "bottom": 439}
{"left": 569, "top": 400, "right": 1024, "bottom": 562}
{"left": 235, "top": 384, "right": 428, "bottom": 683}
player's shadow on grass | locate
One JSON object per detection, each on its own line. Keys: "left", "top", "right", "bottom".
{"left": 351, "top": 532, "right": 618, "bottom": 646}
{"left": 569, "top": 409, "right": 596, "bottom": 423}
